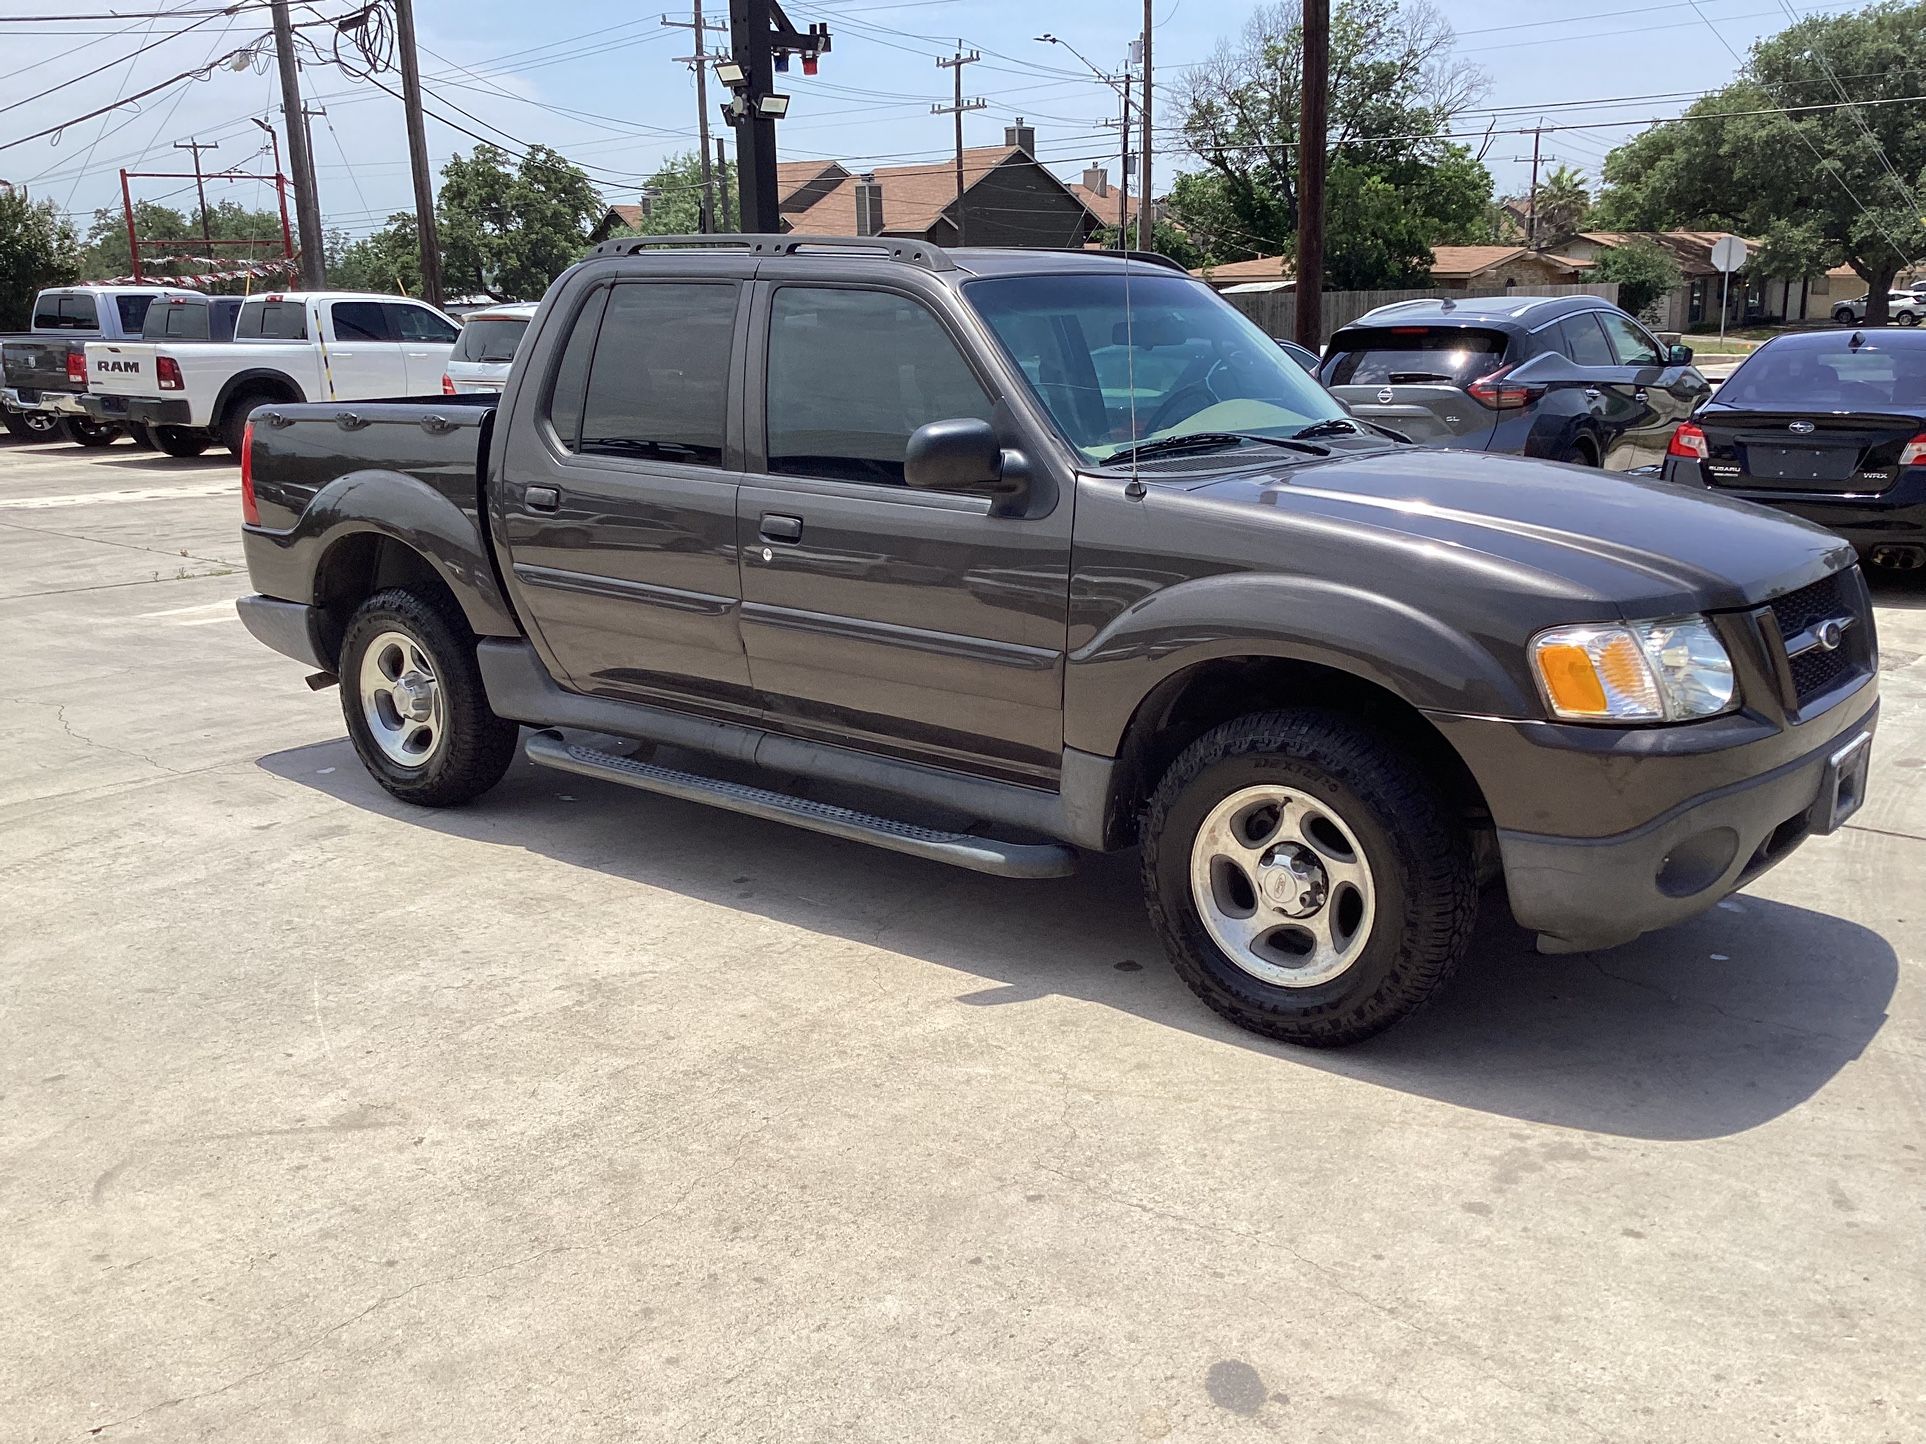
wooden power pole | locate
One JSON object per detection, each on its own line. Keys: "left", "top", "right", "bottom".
{"left": 173, "top": 139, "right": 217, "bottom": 252}
{"left": 665, "top": 0, "right": 727, "bottom": 232}
{"left": 1294, "top": 0, "right": 1329, "bottom": 349}
{"left": 933, "top": 46, "right": 984, "bottom": 244}
{"left": 270, "top": 0, "right": 325, "bottom": 288}
{"left": 1138, "top": 0, "right": 1153, "bottom": 251}
{"left": 392, "top": 0, "right": 443, "bottom": 306}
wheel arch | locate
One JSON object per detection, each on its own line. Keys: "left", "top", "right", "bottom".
{"left": 211, "top": 368, "right": 304, "bottom": 429}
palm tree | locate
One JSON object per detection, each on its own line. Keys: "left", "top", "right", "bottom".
{"left": 1530, "top": 165, "right": 1592, "bottom": 248}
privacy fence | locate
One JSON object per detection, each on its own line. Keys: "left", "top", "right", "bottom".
{"left": 1221, "top": 282, "right": 1622, "bottom": 337}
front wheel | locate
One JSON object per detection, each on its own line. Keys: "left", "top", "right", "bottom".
{"left": 1834, "top": 306, "right": 1856, "bottom": 324}
{"left": 61, "top": 417, "right": 121, "bottom": 447}
{"left": 1142, "top": 710, "right": 1478, "bottom": 1048}
{"left": 338, "top": 587, "right": 519, "bottom": 807}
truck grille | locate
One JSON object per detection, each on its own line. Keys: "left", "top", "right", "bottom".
{"left": 1766, "top": 569, "right": 1868, "bottom": 709}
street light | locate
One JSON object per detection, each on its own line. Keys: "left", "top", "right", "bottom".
{"left": 1035, "top": 31, "right": 1122, "bottom": 92}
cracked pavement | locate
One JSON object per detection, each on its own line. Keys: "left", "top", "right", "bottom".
{"left": 2, "top": 434, "right": 1923, "bottom": 1442}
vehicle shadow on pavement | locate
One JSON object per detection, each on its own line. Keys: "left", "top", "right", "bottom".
{"left": 98, "top": 454, "right": 234, "bottom": 473}
{"left": 259, "top": 736, "right": 1896, "bottom": 1144}
{"left": 1867, "top": 567, "right": 1926, "bottom": 610}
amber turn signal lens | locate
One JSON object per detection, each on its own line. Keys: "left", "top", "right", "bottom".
{"left": 1534, "top": 642, "right": 1610, "bottom": 717}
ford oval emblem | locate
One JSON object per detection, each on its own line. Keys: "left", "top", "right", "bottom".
{"left": 1788, "top": 419, "right": 1816, "bottom": 435}
{"left": 1814, "top": 619, "right": 1845, "bottom": 652}
{"left": 1376, "top": 387, "right": 1394, "bottom": 404}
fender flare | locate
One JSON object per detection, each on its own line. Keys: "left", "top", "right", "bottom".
{"left": 1064, "top": 572, "right": 1538, "bottom": 758}
{"left": 211, "top": 368, "right": 305, "bottom": 430}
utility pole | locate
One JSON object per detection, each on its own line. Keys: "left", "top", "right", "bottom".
{"left": 933, "top": 46, "right": 984, "bottom": 244}
{"left": 270, "top": 0, "right": 325, "bottom": 288}
{"left": 723, "top": 0, "right": 830, "bottom": 232}
{"left": 393, "top": 0, "right": 442, "bottom": 305}
{"left": 1526, "top": 123, "right": 1544, "bottom": 249}
{"left": 173, "top": 139, "right": 217, "bottom": 252}
{"left": 1294, "top": 0, "right": 1329, "bottom": 350}
{"left": 664, "top": 1, "right": 727, "bottom": 232}
{"left": 715, "top": 137, "right": 735, "bottom": 230}
{"left": 1099, "top": 70, "right": 1132, "bottom": 249}
{"left": 1138, "top": 1, "right": 1153, "bottom": 251}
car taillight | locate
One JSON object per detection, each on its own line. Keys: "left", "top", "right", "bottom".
{"left": 1667, "top": 422, "right": 1709, "bottom": 459}
{"left": 1900, "top": 434, "right": 1926, "bottom": 465}
{"left": 441, "top": 373, "right": 457, "bottom": 395}
{"left": 67, "top": 350, "right": 86, "bottom": 384}
{"left": 156, "top": 355, "right": 184, "bottom": 391}
{"left": 240, "top": 420, "right": 259, "bottom": 526}
{"left": 1465, "top": 367, "right": 1541, "bottom": 410}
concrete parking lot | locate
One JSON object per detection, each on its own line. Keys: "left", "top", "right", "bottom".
{"left": 2, "top": 434, "right": 1922, "bottom": 1442}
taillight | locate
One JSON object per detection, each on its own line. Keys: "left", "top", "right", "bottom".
{"left": 1667, "top": 422, "right": 1709, "bottom": 459}
{"left": 240, "top": 420, "right": 259, "bottom": 525}
{"left": 67, "top": 350, "right": 86, "bottom": 384}
{"left": 1465, "top": 367, "right": 1542, "bottom": 410}
{"left": 441, "top": 373, "right": 457, "bottom": 395}
{"left": 1900, "top": 433, "right": 1926, "bottom": 466}
{"left": 156, "top": 356, "right": 184, "bottom": 391}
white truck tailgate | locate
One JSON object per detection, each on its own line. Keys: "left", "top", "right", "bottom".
{"left": 84, "top": 342, "right": 161, "bottom": 398}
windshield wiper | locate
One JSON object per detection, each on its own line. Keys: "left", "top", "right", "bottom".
{"left": 1107, "top": 431, "right": 1330, "bottom": 466}
{"left": 1290, "top": 417, "right": 1365, "bottom": 440}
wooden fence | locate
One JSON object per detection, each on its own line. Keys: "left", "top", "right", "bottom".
{"left": 1222, "top": 282, "right": 1621, "bottom": 337}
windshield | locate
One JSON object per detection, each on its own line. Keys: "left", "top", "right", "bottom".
{"left": 965, "top": 271, "right": 1345, "bottom": 464}
{"left": 453, "top": 316, "right": 528, "bottom": 365}
{"left": 1717, "top": 341, "right": 1926, "bottom": 409}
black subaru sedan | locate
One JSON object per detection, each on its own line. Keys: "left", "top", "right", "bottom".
{"left": 1663, "top": 328, "right": 1926, "bottom": 568}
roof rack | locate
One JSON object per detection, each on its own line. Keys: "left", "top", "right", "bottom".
{"left": 588, "top": 233, "right": 955, "bottom": 272}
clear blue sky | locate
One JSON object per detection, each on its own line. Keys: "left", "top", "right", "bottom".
{"left": 0, "top": 0, "right": 1867, "bottom": 246}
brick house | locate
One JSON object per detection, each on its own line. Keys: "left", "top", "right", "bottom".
{"left": 1555, "top": 231, "right": 1839, "bottom": 330}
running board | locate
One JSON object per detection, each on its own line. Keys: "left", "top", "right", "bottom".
{"left": 523, "top": 730, "right": 1077, "bottom": 879}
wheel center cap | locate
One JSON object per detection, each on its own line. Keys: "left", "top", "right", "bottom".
{"left": 392, "top": 672, "right": 435, "bottom": 722}
{"left": 1259, "top": 844, "right": 1327, "bottom": 917}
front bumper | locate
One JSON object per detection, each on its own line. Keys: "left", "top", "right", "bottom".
{"left": 1663, "top": 458, "right": 1926, "bottom": 548}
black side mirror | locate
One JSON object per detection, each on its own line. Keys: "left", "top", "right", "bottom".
{"left": 1669, "top": 343, "right": 1694, "bottom": 364}
{"left": 904, "top": 418, "right": 1029, "bottom": 514}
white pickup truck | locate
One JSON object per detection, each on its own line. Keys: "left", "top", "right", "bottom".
{"left": 81, "top": 291, "right": 461, "bottom": 458}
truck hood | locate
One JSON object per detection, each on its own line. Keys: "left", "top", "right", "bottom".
{"left": 1184, "top": 447, "right": 1854, "bottom": 617}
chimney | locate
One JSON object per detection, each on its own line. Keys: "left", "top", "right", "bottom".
{"left": 854, "top": 172, "right": 884, "bottom": 237}
{"left": 1003, "top": 118, "right": 1036, "bottom": 155}
{"left": 1081, "top": 165, "right": 1109, "bottom": 198}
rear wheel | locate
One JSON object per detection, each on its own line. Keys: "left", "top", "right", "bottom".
{"left": 338, "top": 587, "right": 519, "bottom": 807}
{"left": 127, "top": 423, "right": 158, "bottom": 449}
{"left": 1556, "top": 439, "right": 1598, "bottom": 467}
{"left": 10, "top": 410, "right": 64, "bottom": 440}
{"left": 61, "top": 417, "right": 120, "bottom": 447}
{"left": 152, "top": 425, "right": 211, "bottom": 458}
{"left": 1901, "top": 310, "right": 1922, "bottom": 328}
{"left": 1142, "top": 710, "right": 1478, "bottom": 1047}
{"left": 1834, "top": 305, "right": 1856, "bottom": 324}
{"left": 219, "top": 390, "right": 277, "bottom": 456}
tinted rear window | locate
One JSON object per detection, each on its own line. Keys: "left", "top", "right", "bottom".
{"left": 115, "top": 295, "right": 157, "bottom": 332}
{"left": 34, "top": 293, "right": 99, "bottom": 330}
{"left": 144, "top": 301, "right": 211, "bottom": 340}
{"left": 452, "top": 317, "right": 527, "bottom": 364}
{"left": 236, "top": 300, "right": 309, "bottom": 340}
{"left": 1717, "top": 342, "right": 1926, "bottom": 409}
{"left": 1321, "top": 327, "right": 1508, "bottom": 386}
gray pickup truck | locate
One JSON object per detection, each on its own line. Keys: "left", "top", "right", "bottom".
{"left": 234, "top": 236, "right": 1879, "bottom": 1047}
{"left": 2, "top": 284, "right": 199, "bottom": 444}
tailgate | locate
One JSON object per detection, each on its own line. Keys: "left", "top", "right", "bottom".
{"left": 85, "top": 342, "right": 162, "bottom": 398}
{"left": 1321, "top": 323, "right": 1511, "bottom": 448}
{"left": 1327, "top": 381, "right": 1497, "bottom": 446}
{"left": 3, "top": 338, "right": 83, "bottom": 394}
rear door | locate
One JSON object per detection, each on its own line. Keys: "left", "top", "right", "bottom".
{"left": 1320, "top": 324, "right": 1508, "bottom": 448}
{"left": 1548, "top": 310, "right": 1643, "bottom": 468}
{"left": 1594, "top": 310, "right": 1705, "bottom": 468}
{"left": 494, "top": 273, "right": 755, "bottom": 714}
{"left": 385, "top": 301, "right": 461, "bottom": 394}
{"left": 325, "top": 300, "right": 409, "bottom": 397}
{"left": 735, "top": 280, "right": 1071, "bottom": 784}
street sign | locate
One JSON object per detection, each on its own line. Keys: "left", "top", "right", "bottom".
{"left": 1710, "top": 235, "right": 1747, "bottom": 273}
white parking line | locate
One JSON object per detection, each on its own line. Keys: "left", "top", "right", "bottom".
{"left": 136, "top": 601, "right": 235, "bottom": 623}
{"left": 0, "top": 482, "right": 236, "bottom": 510}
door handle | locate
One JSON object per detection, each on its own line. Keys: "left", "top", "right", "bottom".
{"left": 759, "top": 513, "right": 803, "bottom": 543}
{"left": 1583, "top": 387, "right": 1601, "bottom": 401}
{"left": 525, "top": 484, "right": 560, "bottom": 512}
{"left": 1634, "top": 389, "right": 1649, "bottom": 403}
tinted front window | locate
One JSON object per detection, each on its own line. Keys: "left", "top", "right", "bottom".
{"left": 767, "top": 287, "right": 992, "bottom": 484}
{"left": 1322, "top": 327, "right": 1508, "bottom": 386}
{"left": 387, "top": 303, "right": 459, "bottom": 344}
{"left": 1597, "top": 311, "right": 1663, "bottom": 366}
{"left": 1557, "top": 313, "right": 1616, "bottom": 366}
{"left": 453, "top": 317, "right": 529, "bottom": 365}
{"left": 115, "top": 295, "right": 156, "bottom": 332}
{"left": 1716, "top": 341, "right": 1926, "bottom": 409}
{"left": 236, "top": 301, "right": 308, "bottom": 340}
{"left": 331, "top": 302, "right": 389, "bottom": 341}
{"left": 578, "top": 282, "right": 735, "bottom": 465}
{"left": 969, "top": 272, "right": 1340, "bottom": 464}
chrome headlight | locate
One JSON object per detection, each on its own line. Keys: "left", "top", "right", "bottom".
{"left": 1530, "top": 616, "right": 1737, "bottom": 723}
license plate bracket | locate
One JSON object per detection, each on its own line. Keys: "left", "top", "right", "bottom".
{"left": 1810, "top": 731, "right": 1872, "bottom": 835}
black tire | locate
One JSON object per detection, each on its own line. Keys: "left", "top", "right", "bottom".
{"left": 219, "top": 391, "right": 274, "bottom": 457}
{"left": 153, "top": 425, "right": 212, "bottom": 458}
{"left": 1834, "top": 306, "right": 1856, "bottom": 324}
{"left": 1556, "top": 439, "right": 1599, "bottom": 467}
{"left": 1, "top": 411, "right": 30, "bottom": 440}
{"left": 62, "top": 417, "right": 121, "bottom": 447}
{"left": 127, "top": 423, "right": 158, "bottom": 449}
{"left": 12, "top": 410, "right": 63, "bottom": 440}
{"left": 1141, "top": 709, "right": 1478, "bottom": 1048}
{"left": 1901, "top": 311, "right": 1921, "bottom": 328}
{"left": 338, "top": 587, "right": 518, "bottom": 807}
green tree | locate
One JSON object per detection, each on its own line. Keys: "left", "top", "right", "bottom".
{"left": 1585, "top": 239, "right": 1683, "bottom": 320}
{"left": 0, "top": 190, "right": 81, "bottom": 328}
{"left": 1594, "top": 1, "right": 1926, "bottom": 323}
{"left": 1530, "top": 165, "right": 1591, "bottom": 247}
{"left": 437, "top": 144, "right": 602, "bottom": 299}
{"left": 326, "top": 215, "right": 421, "bottom": 295}
{"left": 1094, "top": 217, "right": 1208, "bottom": 270}
{"left": 612, "top": 150, "right": 735, "bottom": 237}
{"left": 1170, "top": 0, "right": 1493, "bottom": 286}
{"left": 78, "top": 198, "right": 291, "bottom": 291}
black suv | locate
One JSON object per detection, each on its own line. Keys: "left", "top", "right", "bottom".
{"left": 233, "top": 237, "right": 1876, "bottom": 1047}
{"left": 1322, "top": 295, "right": 1710, "bottom": 470}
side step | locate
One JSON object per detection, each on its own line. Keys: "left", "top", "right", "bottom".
{"left": 523, "top": 730, "right": 1077, "bottom": 879}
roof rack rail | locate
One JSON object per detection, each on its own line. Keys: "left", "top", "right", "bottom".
{"left": 587, "top": 232, "right": 955, "bottom": 272}
{"left": 1080, "top": 247, "right": 1189, "bottom": 273}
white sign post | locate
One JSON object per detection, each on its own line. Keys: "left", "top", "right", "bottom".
{"left": 1710, "top": 234, "right": 1747, "bottom": 347}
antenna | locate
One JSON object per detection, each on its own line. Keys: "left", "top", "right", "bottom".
{"left": 1123, "top": 251, "right": 1145, "bottom": 500}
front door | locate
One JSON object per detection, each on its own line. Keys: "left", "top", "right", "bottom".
{"left": 1594, "top": 309, "right": 1706, "bottom": 467}
{"left": 494, "top": 276, "right": 756, "bottom": 717}
{"left": 325, "top": 300, "right": 409, "bottom": 398}
{"left": 736, "top": 281, "right": 1072, "bottom": 785}
{"left": 385, "top": 301, "right": 461, "bottom": 395}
